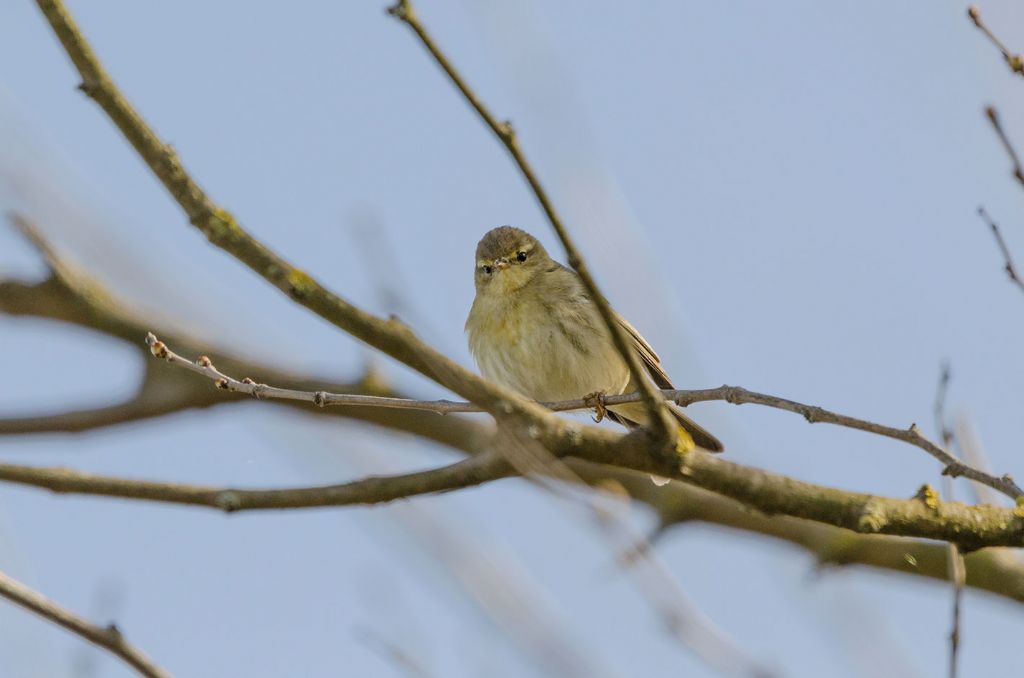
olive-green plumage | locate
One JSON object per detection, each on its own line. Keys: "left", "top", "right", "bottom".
{"left": 465, "top": 225, "right": 723, "bottom": 453}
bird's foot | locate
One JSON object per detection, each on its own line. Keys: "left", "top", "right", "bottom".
{"left": 583, "top": 390, "right": 608, "bottom": 423}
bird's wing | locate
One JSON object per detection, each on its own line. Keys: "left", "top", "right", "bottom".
{"left": 614, "top": 312, "right": 674, "bottom": 388}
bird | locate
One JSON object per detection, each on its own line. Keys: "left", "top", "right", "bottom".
{"left": 465, "top": 225, "right": 723, "bottom": 456}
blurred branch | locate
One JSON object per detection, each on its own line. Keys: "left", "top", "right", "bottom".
{"left": 932, "top": 364, "right": 963, "bottom": 678}
{"left": 953, "top": 415, "right": 1005, "bottom": 505}
{"left": 353, "top": 626, "right": 436, "bottom": 678}
{"left": 0, "top": 453, "right": 511, "bottom": 512}
{"left": 976, "top": 206, "right": 1024, "bottom": 296}
{"left": 386, "top": 0, "right": 679, "bottom": 453}
{"left": 0, "top": 568, "right": 170, "bottom": 678}
{"left": 984, "top": 107, "right": 1024, "bottom": 189}
{"left": 968, "top": 6, "right": 1024, "bottom": 77}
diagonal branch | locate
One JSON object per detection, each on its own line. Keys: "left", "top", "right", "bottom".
{"left": 0, "top": 452, "right": 511, "bottom": 512}
{"left": 968, "top": 6, "right": 1024, "bottom": 78}
{"left": 0, "top": 568, "right": 171, "bottom": 678}
{"left": 984, "top": 106, "right": 1024, "bottom": 189}
{"left": 976, "top": 206, "right": 1024, "bottom": 296}
{"left": 386, "top": 0, "right": 679, "bottom": 451}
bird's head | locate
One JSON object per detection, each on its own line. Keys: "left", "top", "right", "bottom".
{"left": 473, "top": 226, "right": 551, "bottom": 294}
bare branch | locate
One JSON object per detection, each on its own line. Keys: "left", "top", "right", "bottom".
{"left": 968, "top": 6, "right": 1024, "bottom": 77}
{"left": 0, "top": 453, "right": 511, "bottom": 512}
{"left": 984, "top": 107, "right": 1024, "bottom": 188}
{"left": 386, "top": 0, "right": 679, "bottom": 452}
{"left": 0, "top": 568, "right": 170, "bottom": 678}
{"left": 976, "top": 206, "right": 1024, "bottom": 296}
{"left": 651, "top": 478, "right": 1024, "bottom": 604}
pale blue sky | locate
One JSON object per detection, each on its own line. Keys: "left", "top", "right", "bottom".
{"left": 2, "top": 1, "right": 1024, "bottom": 676}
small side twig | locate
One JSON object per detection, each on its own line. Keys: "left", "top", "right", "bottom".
{"left": 968, "top": 6, "right": 1024, "bottom": 78}
{"left": 977, "top": 206, "right": 1024, "bottom": 295}
{"left": 0, "top": 568, "right": 170, "bottom": 678}
{"left": 984, "top": 107, "right": 1024, "bottom": 189}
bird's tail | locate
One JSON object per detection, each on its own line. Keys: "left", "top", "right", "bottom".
{"left": 607, "top": 402, "right": 724, "bottom": 453}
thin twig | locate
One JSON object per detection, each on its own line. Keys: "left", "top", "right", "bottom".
{"left": 146, "top": 333, "right": 1023, "bottom": 502}
{"left": 386, "top": 0, "right": 679, "bottom": 452}
{"left": 984, "top": 107, "right": 1024, "bottom": 188}
{"left": 0, "top": 568, "right": 171, "bottom": 678}
{"left": 968, "top": 6, "right": 1024, "bottom": 77}
{"left": 977, "top": 206, "right": 1024, "bottom": 295}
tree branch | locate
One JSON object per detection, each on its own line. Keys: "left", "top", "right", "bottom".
{"left": 651, "top": 478, "right": 1024, "bottom": 603}
{"left": 968, "top": 6, "right": 1024, "bottom": 78}
{"left": 0, "top": 453, "right": 511, "bottom": 512}
{"left": 386, "top": 0, "right": 679, "bottom": 451}
{"left": 984, "top": 106, "right": 1024, "bottom": 189}
{"left": 0, "top": 568, "right": 171, "bottom": 678}
{"left": 976, "top": 206, "right": 1024, "bottom": 296}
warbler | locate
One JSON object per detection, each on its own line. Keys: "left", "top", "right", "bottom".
{"left": 465, "top": 225, "right": 723, "bottom": 454}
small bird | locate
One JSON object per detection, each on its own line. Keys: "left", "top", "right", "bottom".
{"left": 465, "top": 225, "right": 723, "bottom": 455}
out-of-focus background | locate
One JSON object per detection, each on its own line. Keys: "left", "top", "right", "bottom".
{"left": 2, "top": 1, "right": 1023, "bottom": 676}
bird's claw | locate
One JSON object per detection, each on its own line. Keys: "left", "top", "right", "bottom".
{"left": 584, "top": 391, "right": 608, "bottom": 423}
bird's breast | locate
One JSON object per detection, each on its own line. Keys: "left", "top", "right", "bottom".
{"left": 466, "top": 291, "right": 629, "bottom": 402}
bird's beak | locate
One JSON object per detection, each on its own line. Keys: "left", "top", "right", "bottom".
{"left": 494, "top": 259, "right": 510, "bottom": 271}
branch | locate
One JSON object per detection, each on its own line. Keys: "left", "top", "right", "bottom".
{"left": 968, "top": 6, "right": 1024, "bottom": 78}
{"left": 386, "top": 0, "right": 679, "bottom": 451}
{"left": 984, "top": 106, "right": 1024, "bottom": 189}
{"left": 977, "top": 206, "right": 1024, "bottom": 296}
{"left": 650, "top": 477, "right": 1024, "bottom": 603}
{"left": 0, "top": 453, "right": 511, "bottom": 512}
{"left": 0, "top": 568, "right": 170, "bottom": 678}
{"left": 144, "top": 335, "right": 1022, "bottom": 502}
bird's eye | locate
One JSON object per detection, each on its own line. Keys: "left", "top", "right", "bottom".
{"left": 482, "top": 265, "right": 493, "bottom": 275}
{"left": 516, "top": 251, "right": 528, "bottom": 262}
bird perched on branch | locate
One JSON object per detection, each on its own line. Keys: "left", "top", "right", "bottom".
{"left": 465, "top": 225, "right": 723, "bottom": 457}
